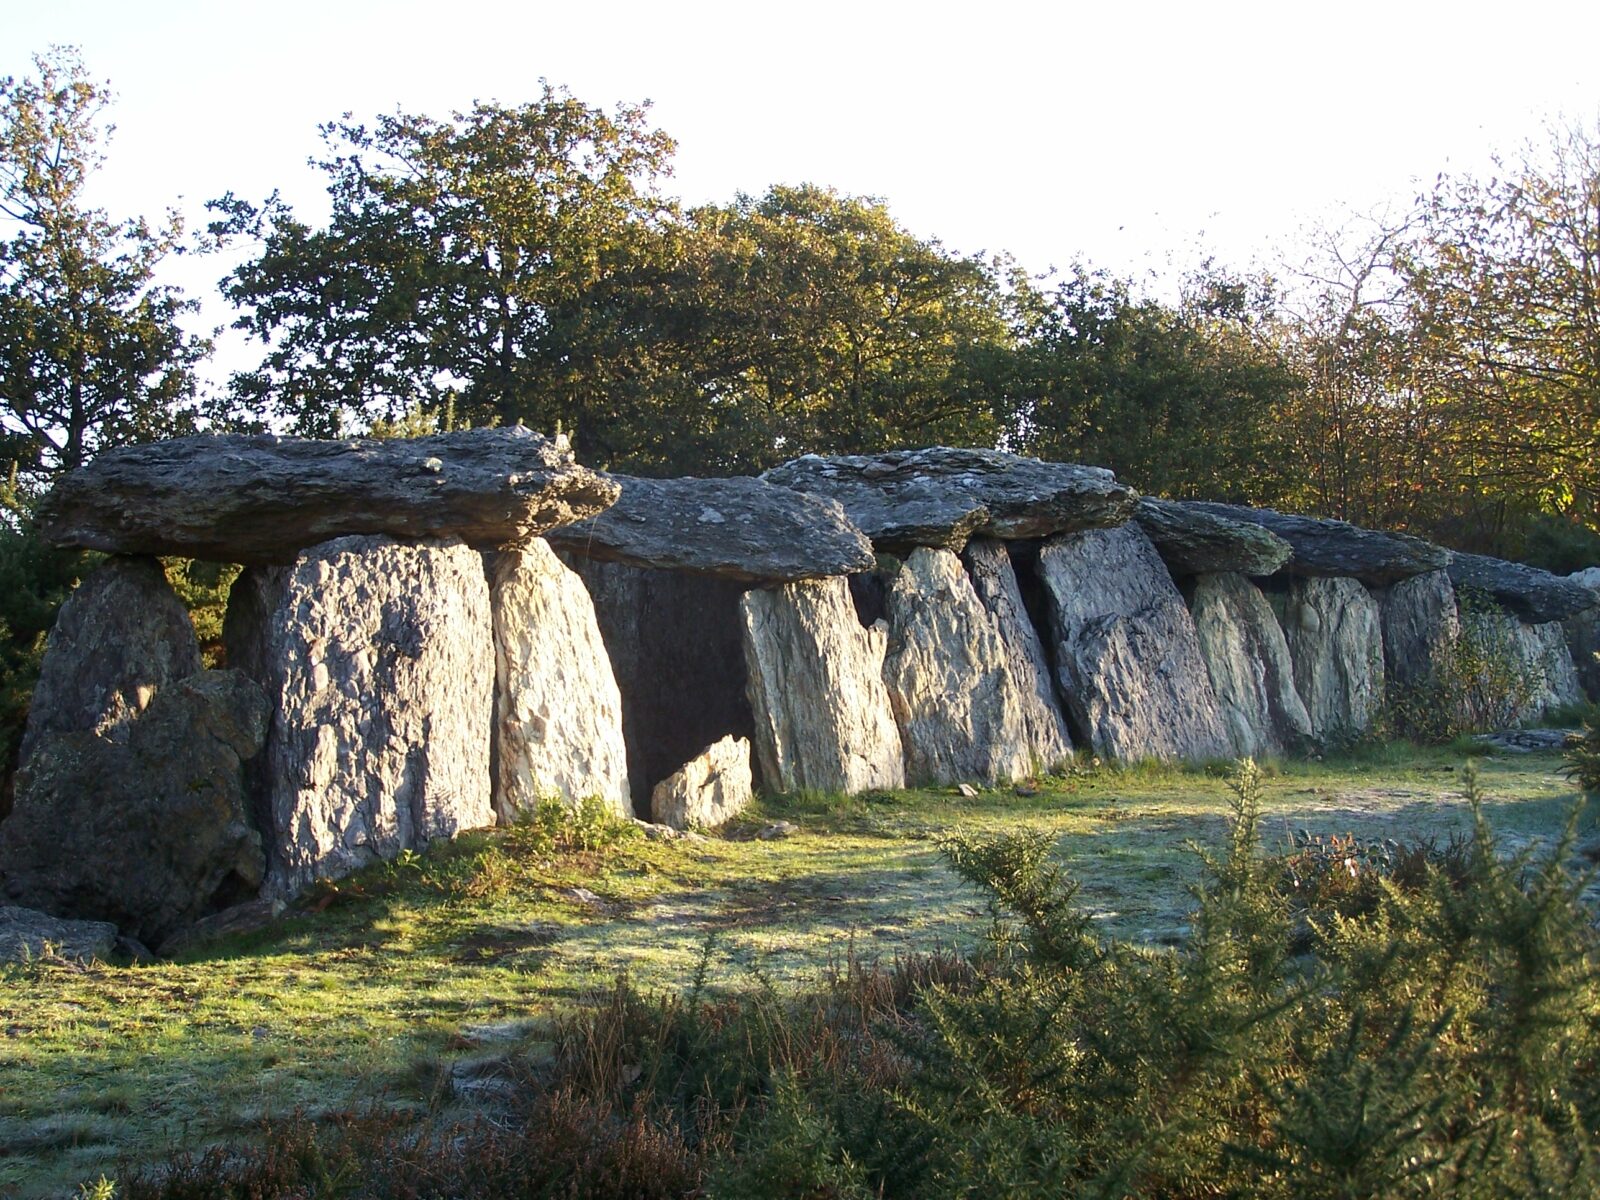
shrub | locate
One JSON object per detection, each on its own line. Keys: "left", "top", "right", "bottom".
{"left": 1565, "top": 713, "right": 1600, "bottom": 796}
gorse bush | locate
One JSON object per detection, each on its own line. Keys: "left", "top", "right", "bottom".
{"left": 1566, "top": 712, "right": 1600, "bottom": 796}
{"left": 121, "top": 764, "right": 1600, "bottom": 1199}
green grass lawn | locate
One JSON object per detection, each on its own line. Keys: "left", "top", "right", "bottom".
{"left": 1, "top": 742, "right": 1591, "bottom": 1197}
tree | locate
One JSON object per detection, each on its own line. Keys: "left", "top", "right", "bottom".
{"left": 212, "top": 85, "right": 678, "bottom": 446}
{"left": 1001, "top": 262, "right": 1301, "bottom": 503}
{"left": 0, "top": 47, "right": 206, "bottom": 478}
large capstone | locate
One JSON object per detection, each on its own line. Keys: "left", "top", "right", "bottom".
{"left": 763, "top": 447, "right": 1138, "bottom": 554}
{"left": 37, "top": 428, "right": 620, "bottom": 564}
{"left": 1270, "top": 577, "right": 1385, "bottom": 741}
{"left": 1566, "top": 568, "right": 1600, "bottom": 701}
{"left": 1036, "top": 524, "right": 1230, "bottom": 762}
{"left": 1134, "top": 499, "right": 1293, "bottom": 577}
{"left": 1376, "top": 570, "right": 1461, "bottom": 691}
{"left": 1185, "top": 503, "right": 1447, "bottom": 586}
{"left": 17, "top": 556, "right": 201, "bottom": 767}
{"left": 881, "top": 548, "right": 1036, "bottom": 785}
{"left": 546, "top": 474, "right": 874, "bottom": 582}
{"left": 491, "top": 542, "right": 630, "bottom": 819}
{"left": 1447, "top": 552, "right": 1600, "bottom": 625}
{"left": 570, "top": 559, "right": 756, "bottom": 812}
{"left": 960, "top": 539, "right": 1073, "bottom": 766}
{"left": 0, "top": 670, "right": 269, "bottom": 946}
{"left": 240, "top": 536, "right": 495, "bottom": 899}
{"left": 650, "top": 736, "right": 754, "bottom": 831}
{"left": 1190, "top": 573, "right": 1313, "bottom": 758}
{"left": 740, "top": 577, "right": 905, "bottom": 793}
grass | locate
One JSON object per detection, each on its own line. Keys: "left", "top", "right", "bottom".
{"left": 0, "top": 741, "right": 1592, "bottom": 1197}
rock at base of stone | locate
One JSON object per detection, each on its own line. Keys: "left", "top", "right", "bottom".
{"left": 1270, "top": 577, "right": 1385, "bottom": 743}
{"left": 0, "top": 905, "right": 119, "bottom": 964}
{"left": 1190, "top": 573, "right": 1314, "bottom": 758}
{"left": 156, "top": 898, "right": 287, "bottom": 959}
{"left": 650, "top": 736, "right": 754, "bottom": 830}
{"left": 250, "top": 536, "right": 495, "bottom": 900}
{"left": 0, "top": 670, "right": 269, "bottom": 946}
{"left": 961, "top": 539, "right": 1073, "bottom": 767}
{"left": 570, "top": 559, "right": 757, "bottom": 813}
{"left": 740, "top": 577, "right": 905, "bottom": 794}
{"left": 17, "top": 556, "right": 201, "bottom": 767}
{"left": 881, "top": 548, "right": 1037, "bottom": 785}
{"left": 1036, "top": 525, "right": 1230, "bottom": 762}
{"left": 1376, "top": 570, "right": 1460, "bottom": 691}
{"left": 492, "top": 542, "right": 630, "bottom": 820}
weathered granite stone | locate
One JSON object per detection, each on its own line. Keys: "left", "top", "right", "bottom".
{"left": 1566, "top": 568, "right": 1600, "bottom": 701}
{"left": 37, "top": 427, "right": 620, "bottom": 564}
{"left": 1493, "top": 614, "right": 1587, "bottom": 720}
{"left": 1448, "top": 551, "right": 1600, "bottom": 625}
{"left": 881, "top": 548, "right": 1037, "bottom": 785}
{"left": 492, "top": 542, "right": 630, "bottom": 820}
{"left": 1036, "top": 524, "right": 1230, "bottom": 761}
{"left": 650, "top": 736, "right": 754, "bottom": 830}
{"left": 960, "top": 539, "right": 1073, "bottom": 766}
{"left": 763, "top": 447, "right": 1138, "bottom": 554}
{"left": 0, "top": 670, "right": 269, "bottom": 945}
{"left": 546, "top": 475, "right": 874, "bottom": 582}
{"left": 1190, "top": 573, "right": 1313, "bottom": 757}
{"left": 1134, "top": 499, "right": 1293, "bottom": 577}
{"left": 740, "top": 577, "right": 905, "bottom": 793}
{"left": 1270, "top": 577, "right": 1385, "bottom": 741}
{"left": 1376, "top": 570, "right": 1461, "bottom": 690}
{"left": 0, "top": 906, "right": 118, "bottom": 964}
{"left": 253, "top": 536, "right": 495, "bottom": 899}
{"left": 570, "top": 559, "right": 756, "bottom": 812}
{"left": 1186, "top": 503, "right": 1448, "bottom": 586}
{"left": 18, "top": 556, "right": 201, "bottom": 766}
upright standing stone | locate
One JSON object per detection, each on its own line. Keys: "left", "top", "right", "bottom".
{"left": 1506, "top": 617, "right": 1586, "bottom": 719}
{"left": 491, "top": 541, "right": 630, "bottom": 820}
{"left": 18, "top": 556, "right": 201, "bottom": 766}
{"left": 1190, "top": 573, "right": 1314, "bottom": 758}
{"left": 740, "top": 577, "right": 905, "bottom": 793}
{"left": 881, "top": 548, "right": 1036, "bottom": 785}
{"left": 961, "top": 539, "right": 1074, "bottom": 765}
{"left": 1271, "top": 577, "right": 1385, "bottom": 742}
{"left": 1376, "top": 570, "right": 1460, "bottom": 690}
{"left": 1036, "top": 524, "right": 1230, "bottom": 762}
{"left": 1565, "top": 568, "right": 1600, "bottom": 702}
{"left": 251, "top": 536, "right": 495, "bottom": 899}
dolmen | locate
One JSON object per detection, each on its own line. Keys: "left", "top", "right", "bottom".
{"left": 1, "top": 432, "right": 1595, "bottom": 957}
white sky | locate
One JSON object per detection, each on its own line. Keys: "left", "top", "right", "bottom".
{"left": 6, "top": 0, "right": 1600, "bottom": 387}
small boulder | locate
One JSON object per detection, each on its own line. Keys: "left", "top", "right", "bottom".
{"left": 38, "top": 427, "right": 620, "bottom": 564}
{"left": 763, "top": 447, "right": 1138, "bottom": 554}
{"left": 547, "top": 475, "right": 874, "bottom": 582}
{"left": 0, "top": 670, "right": 270, "bottom": 946}
{"left": 0, "top": 905, "right": 118, "bottom": 965}
{"left": 650, "top": 736, "right": 754, "bottom": 830}
{"left": 17, "top": 556, "right": 201, "bottom": 766}
{"left": 740, "top": 577, "right": 905, "bottom": 793}
{"left": 1134, "top": 499, "right": 1293, "bottom": 577}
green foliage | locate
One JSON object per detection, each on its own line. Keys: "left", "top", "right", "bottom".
{"left": 158, "top": 558, "right": 238, "bottom": 664}
{"left": 1384, "top": 589, "right": 1542, "bottom": 742}
{"left": 0, "top": 47, "right": 206, "bottom": 478}
{"left": 1565, "top": 713, "right": 1600, "bottom": 796}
